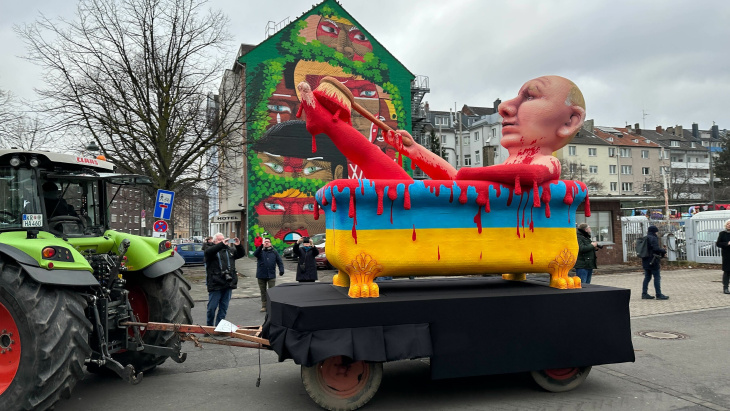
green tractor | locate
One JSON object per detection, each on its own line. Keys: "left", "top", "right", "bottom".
{"left": 0, "top": 149, "right": 193, "bottom": 410}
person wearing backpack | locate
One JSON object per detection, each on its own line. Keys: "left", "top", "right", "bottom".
{"left": 642, "top": 225, "right": 668, "bottom": 300}
{"left": 574, "top": 223, "right": 598, "bottom": 284}
{"left": 715, "top": 219, "right": 730, "bottom": 294}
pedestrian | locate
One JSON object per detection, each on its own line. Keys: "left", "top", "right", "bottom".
{"left": 293, "top": 236, "right": 319, "bottom": 282}
{"left": 204, "top": 233, "right": 245, "bottom": 326}
{"left": 641, "top": 225, "right": 668, "bottom": 300}
{"left": 253, "top": 237, "right": 284, "bottom": 312}
{"left": 715, "top": 219, "right": 730, "bottom": 295}
{"left": 574, "top": 223, "right": 598, "bottom": 284}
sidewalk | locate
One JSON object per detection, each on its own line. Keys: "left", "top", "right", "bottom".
{"left": 181, "top": 260, "right": 730, "bottom": 318}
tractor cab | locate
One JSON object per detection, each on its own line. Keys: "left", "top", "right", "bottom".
{"left": 0, "top": 149, "right": 151, "bottom": 237}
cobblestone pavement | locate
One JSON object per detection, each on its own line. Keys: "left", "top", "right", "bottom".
{"left": 181, "top": 259, "right": 730, "bottom": 319}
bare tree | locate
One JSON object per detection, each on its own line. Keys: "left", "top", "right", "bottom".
{"left": 15, "top": 0, "right": 250, "bottom": 197}
{"left": 559, "top": 160, "right": 605, "bottom": 193}
{"left": 0, "top": 88, "right": 20, "bottom": 140}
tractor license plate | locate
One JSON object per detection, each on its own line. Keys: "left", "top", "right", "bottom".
{"left": 22, "top": 214, "right": 43, "bottom": 227}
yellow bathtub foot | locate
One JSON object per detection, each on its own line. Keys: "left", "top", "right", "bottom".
{"left": 502, "top": 273, "right": 526, "bottom": 281}
{"left": 344, "top": 252, "right": 383, "bottom": 298}
{"left": 547, "top": 248, "right": 578, "bottom": 290}
{"left": 571, "top": 276, "right": 581, "bottom": 289}
{"left": 332, "top": 271, "right": 350, "bottom": 288}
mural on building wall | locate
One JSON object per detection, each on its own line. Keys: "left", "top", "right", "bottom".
{"left": 243, "top": 1, "right": 413, "bottom": 251}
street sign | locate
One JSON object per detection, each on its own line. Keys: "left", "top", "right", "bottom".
{"left": 152, "top": 232, "right": 167, "bottom": 239}
{"left": 153, "top": 220, "right": 168, "bottom": 233}
{"left": 153, "top": 189, "right": 175, "bottom": 220}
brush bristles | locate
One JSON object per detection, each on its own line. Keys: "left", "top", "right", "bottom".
{"left": 316, "top": 80, "right": 353, "bottom": 111}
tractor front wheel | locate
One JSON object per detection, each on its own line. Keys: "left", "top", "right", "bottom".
{"left": 301, "top": 356, "right": 383, "bottom": 411}
{"left": 0, "top": 257, "right": 91, "bottom": 411}
{"left": 531, "top": 366, "right": 592, "bottom": 392}
{"left": 113, "top": 269, "right": 193, "bottom": 373}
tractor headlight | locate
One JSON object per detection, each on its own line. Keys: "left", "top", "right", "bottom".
{"left": 29, "top": 157, "right": 39, "bottom": 167}
{"left": 41, "top": 246, "right": 74, "bottom": 262}
{"left": 9, "top": 156, "right": 21, "bottom": 167}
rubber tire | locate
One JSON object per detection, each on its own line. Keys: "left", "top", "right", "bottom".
{"left": 301, "top": 357, "right": 383, "bottom": 411}
{"left": 0, "top": 257, "right": 92, "bottom": 411}
{"left": 111, "top": 269, "right": 193, "bottom": 373}
{"left": 531, "top": 366, "right": 592, "bottom": 392}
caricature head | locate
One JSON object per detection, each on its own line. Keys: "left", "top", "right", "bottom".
{"left": 299, "top": 14, "right": 373, "bottom": 62}
{"left": 498, "top": 75, "right": 586, "bottom": 152}
{"left": 254, "top": 188, "right": 325, "bottom": 243}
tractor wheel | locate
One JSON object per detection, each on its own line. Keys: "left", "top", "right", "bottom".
{"left": 301, "top": 356, "right": 383, "bottom": 411}
{"left": 531, "top": 366, "right": 592, "bottom": 392}
{"left": 0, "top": 257, "right": 92, "bottom": 411}
{"left": 113, "top": 269, "right": 193, "bottom": 373}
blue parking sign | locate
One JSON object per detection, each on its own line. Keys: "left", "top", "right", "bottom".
{"left": 153, "top": 189, "right": 175, "bottom": 220}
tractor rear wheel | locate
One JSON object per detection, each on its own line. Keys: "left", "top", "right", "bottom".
{"left": 113, "top": 269, "right": 193, "bottom": 373}
{"left": 531, "top": 366, "right": 592, "bottom": 392}
{"left": 0, "top": 257, "right": 91, "bottom": 411}
{"left": 301, "top": 356, "right": 383, "bottom": 411}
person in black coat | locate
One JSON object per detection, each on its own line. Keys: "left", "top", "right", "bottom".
{"left": 253, "top": 237, "right": 284, "bottom": 312}
{"left": 204, "top": 233, "right": 245, "bottom": 326}
{"left": 715, "top": 219, "right": 730, "bottom": 294}
{"left": 293, "top": 236, "right": 319, "bottom": 282}
{"left": 641, "top": 226, "right": 668, "bottom": 300}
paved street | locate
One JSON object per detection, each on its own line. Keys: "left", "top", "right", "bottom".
{"left": 53, "top": 262, "right": 730, "bottom": 411}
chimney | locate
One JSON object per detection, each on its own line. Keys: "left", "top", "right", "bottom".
{"left": 656, "top": 125, "right": 663, "bottom": 133}
{"left": 424, "top": 102, "right": 430, "bottom": 112}
{"left": 692, "top": 123, "right": 699, "bottom": 138}
{"left": 582, "top": 118, "right": 594, "bottom": 132}
{"left": 675, "top": 125, "right": 683, "bottom": 137}
{"left": 634, "top": 123, "right": 641, "bottom": 135}
{"left": 627, "top": 124, "right": 632, "bottom": 132}
{"left": 493, "top": 99, "right": 501, "bottom": 112}
{"left": 667, "top": 126, "right": 674, "bottom": 134}
{"left": 712, "top": 124, "right": 719, "bottom": 139}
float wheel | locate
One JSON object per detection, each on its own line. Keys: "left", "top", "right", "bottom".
{"left": 301, "top": 356, "right": 382, "bottom": 411}
{"left": 531, "top": 366, "right": 592, "bottom": 392}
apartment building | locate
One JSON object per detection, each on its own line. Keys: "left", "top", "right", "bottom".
{"left": 554, "top": 126, "right": 614, "bottom": 194}
{"left": 647, "top": 124, "right": 711, "bottom": 200}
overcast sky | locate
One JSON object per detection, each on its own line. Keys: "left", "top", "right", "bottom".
{"left": 2, "top": 0, "right": 729, "bottom": 131}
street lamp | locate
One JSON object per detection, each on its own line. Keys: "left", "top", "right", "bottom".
{"left": 579, "top": 163, "right": 585, "bottom": 181}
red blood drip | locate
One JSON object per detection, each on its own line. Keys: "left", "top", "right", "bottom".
{"left": 585, "top": 194, "right": 592, "bottom": 217}
{"left": 529, "top": 205, "right": 534, "bottom": 232}
{"left": 390, "top": 200, "right": 394, "bottom": 224}
{"left": 495, "top": 184, "right": 501, "bottom": 198}
{"left": 387, "top": 185, "right": 398, "bottom": 201}
{"left": 515, "top": 192, "right": 524, "bottom": 238}
{"left": 541, "top": 183, "right": 552, "bottom": 218}
{"left": 521, "top": 194, "right": 526, "bottom": 238}
{"left": 412, "top": 225, "right": 417, "bottom": 241}
{"left": 398, "top": 153, "right": 403, "bottom": 167}
{"left": 361, "top": 181, "right": 365, "bottom": 195}
{"left": 514, "top": 175, "right": 522, "bottom": 196}
{"left": 532, "top": 180, "right": 540, "bottom": 207}
{"left": 314, "top": 201, "right": 320, "bottom": 220}
{"left": 437, "top": 246, "right": 441, "bottom": 260}
{"left": 507, "top": 187, "right": 513, "bottom": 206}
{"left": 348, "top": 192, "right": 356, "bottom": 218}
{"left": 404, "top": 185, "right": 411, "bottom": 210}
{"left": 375, "top": 185, "right": 384, "bottom": 215}
{"left": 332, "top": 108, "right": 341, "bottom": 122}
{"left": 458, "top": 185, "right": 468, "bottom": 204}
{"left": 331, "top": 187, "right": 337, "bottom": 212}
{"left": 312, "top": 134, "right": 317, "bottom": 153}
{"left": 352, "top": 210, "right": 358, "bottom": 244}
{"left": 563, "top": 181, "right": 579, "bottom": 205}
{"left": 449, "top": 186, "right": 454, "bottom": 203}
{"left": 476, "top": 188, "right": 488, "bottom": 207}
{"left": 480, "top": 251, "right": 483, "bottom": 260}
{"left": 474, "top": 206, "right": 483, "bottom": 234}
{"left": 530, "top": 252, "right": 534, "bottom": 264}
{"left": 435, "top": 184, "right": 440, "bottom": 197}
{"left": 296, "top": 105, "right": 304, "bottom": 118}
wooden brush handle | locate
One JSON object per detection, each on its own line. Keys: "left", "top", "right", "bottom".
{"left": 351, "top": 102, "right": 393, "bottom": 133}
{"left": 319, "top": 77, "right": 394, "bottom": 132}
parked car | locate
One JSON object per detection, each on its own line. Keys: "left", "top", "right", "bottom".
{"left": 315, "top": 246, "right": 333, "bottom": 270}
{"left": 175, "top": 242, "right": 205, "bottom": 265}
{"left": 284, "top": 233, "right": 326, "bottom": 260}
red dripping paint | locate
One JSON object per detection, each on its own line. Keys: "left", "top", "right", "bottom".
{"left": 458, "top": 185, "right": 468, "bottom": 204}
{"left": 352, "top": 193, "right": 358, "bottom": 244}
{"left": 312, "top": 134, "right": 317, "bottom": 153}
{"left": 514, "top": 175, "right": 522, "bottom": 195}
{"left": 331, "top": 187, "right": 337, "bottom": 212}
{"left": 375, "top": 185, "right": 384, "bottom": 215}
{"left": 480, "top": 251, "right": 483, "bottom": 260}
{"left": 398, "top": 153, "right": 403, "bottom": 168}
{"left": 530, "top": 252, "right": 534, "bottom": 264}
{"left": 352, "top": 213, "right": 358, "bottom": 244}
{"left": 387, "top": 184, "right": 398, "bottom": 201}
{"left": 532, "top": 180, "right": 540, "bottom": 207}
{"left": 403, "top": 185, "right": 411, "bottom": 210}
{"left": 541, "top": 183, "right": 552, "bottom": 218}
{"left": 437, "top": 246, "right": 441, "bottom": 260}
{"left": 521, "top": 194, "right": 526, "bottom": 238}
{"left": 515, "top": 192, "right": 523, "bottom": 238}
{"left": 449, "top": 186, "right": 454, "bottom": 203}
{"left": 529, "top": 205, "right": 534, "bottom": 232}
{"left": 322, "top": 195, "right": 328, "bottom": 206}
{"left": 474, "top": 206, "right": 483, "bottom": 234}
{"left": 585, "top": 194, "right": 592, "bottom": 217}
{"left": 495, "top": 184, "right": 501, "bottom": 198}
{"left": 412, "top": 225, "right": 417, "bottom": 241}
{"left": 390, "top": 200, "right": 394, "bottom": 224}
{"left": 314, "top": 201, "right": 320, "bottom": 220}
{"left": 348, "top": 192, "right": 356, "bottom": 218}
{"left": 507, "top": 187, "right": 514, "bottom": 206}
{"left": 476, "top": 189, "right": 488, "bottom": 207}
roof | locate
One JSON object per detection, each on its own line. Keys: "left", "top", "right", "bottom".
{"left": 462, "top": 105, "right": 496, "bottom": 117}
{"left": 592, "top": 127, "right": 664, "bottom": 148}
{"left": 0, "top": 149, "right": 115, "bottom": 172}
{"left": 569, "top": 128, "right": 612, "bottom": 146}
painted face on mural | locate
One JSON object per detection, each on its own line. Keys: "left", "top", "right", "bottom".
{"left": 498, "top": 75, "right": 585, "bottom": 152}
{"left": 300, "top": 15, "right": 373, "bottom": 62}
{"left": 267, "top": 80, "right": 300, "bottom": 125}
{"left": 254, "top": 189, "right": 325, "bottom": 243}
{"left": 257, "top": 151, "right": 343, "bottom": 181}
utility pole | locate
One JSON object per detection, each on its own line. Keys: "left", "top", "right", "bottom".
{"left": 709, "top": 146, "right": 716, "bottom": 208}
{"left": 458, "top": 110, "right": 463, "bottom": 169}
{"left": 642, "top": 109, "right": 650, "bottom": 129}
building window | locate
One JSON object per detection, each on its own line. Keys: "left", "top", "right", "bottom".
{"left": 621, "top": 165, "right": 632, "bottom": 174}
{"left": 568, "top": 146, "right": 577, "bottom": 156}
{"left": 129, "top": 216, "right": 133, "bottom": 223}
{"left": 610, "top": 182, "right": 617, "bottom": 191}
{"left": 643, "top": 183, "right": 652, "bottom": 193}
{"left": 441, "top": 135, "right": 446, "bottom": 144}
{"left": 620, "top": 148, "right": 631, "bottom": 157}
{"left": 474, "top": 131, "right": 479, "bottom": 142}
{"left": 621, "top": 182, "right": 633, "bottom": 191}
{"left": 464, "top": 155, "right": 471, "bottom": 166}
{"left": 111, "top": 214, "right": 117, "bottom": 222}
{"left": 443, "top": 152, "right": 449, "bottom": 162}
{"left": 641, "top": 150, "right": 649, "bottom": 159}
{"left": 456, "top": 155, "right": 459, "bottom": 166}
{"left": 576, "top": 211, "right": 613, "bottom": 243}
{"left": 589, "top": 166, "right": 598, "bottom": 174}
{"left": 455, "top": 136, "right": 459, "bottom": 146}
{"left": 588, "top": 148, "right": 597, "bottom": 156}
{"left": 607, "top": 137, "right": 614, "bottom": 142}
{"left": 671, "top": 156, "right": 677, "bottom": 162}
{"left": 609, "top": 165, "right": 617, "bottom": 174}
{"left": 475, "top": 150, "right": 480, "bottom": 164}
{"left": 435, "top": 116, "right": 447, "bottom": 126}
{"left": 569, "top": 163, "right": 578, "bottom": 173}
{"left": 642, "top": 167, "right": 650, "bottom": 175}
{"left": 632, "top": 139, "right": 639, "bottom": 143}
{"left": 492, "top": 129, "right": 497, "bottom": 138}
{"left": 464, "top": 136, "right": 470, "bottom": 145}
{"left": 608, "top": 147, "right": 616, "bottom": 157}
{"left": 135, "top": 216, "right": 140, "bottom": 223}
{"left": 670, "top": 140, "right": 680, "bottom": 147}
{"left": 588, "top": 185, "right": 597, "bottom": 192}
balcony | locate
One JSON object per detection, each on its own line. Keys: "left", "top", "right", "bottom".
{"left": 671, "top": 161, "right": 709, "bottom": 170}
